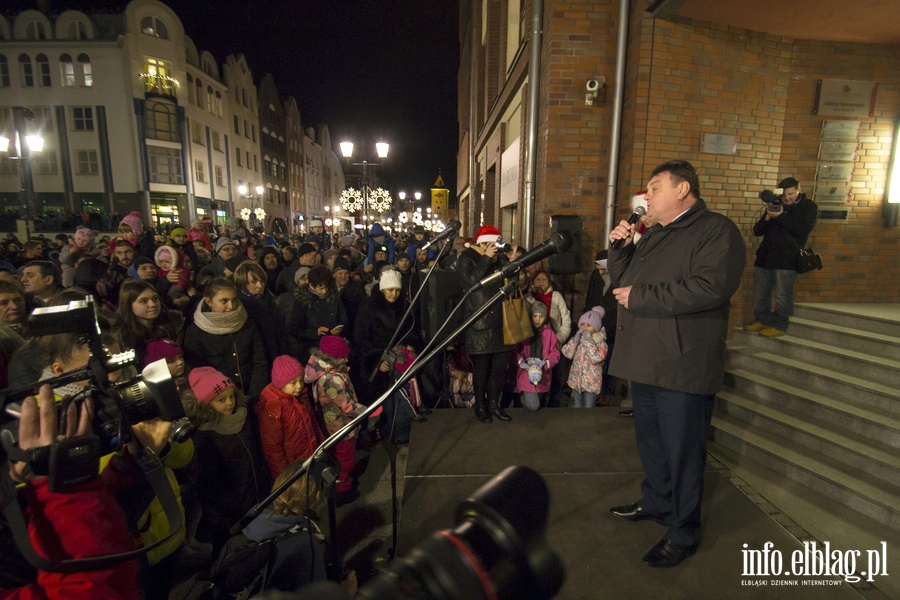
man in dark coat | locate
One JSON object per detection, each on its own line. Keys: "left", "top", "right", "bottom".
{"left": 744, "top": 177, "right": 817, "bottom": 337}
{"left": 455, "top": 224, "right": 511, "bottom": 424}
{"left": 607, "top": 160, "right": 745, "bottom": 568}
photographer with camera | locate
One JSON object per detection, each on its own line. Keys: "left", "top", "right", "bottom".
{"left": 744, "top": 177, "right": 818, "bottom": 337}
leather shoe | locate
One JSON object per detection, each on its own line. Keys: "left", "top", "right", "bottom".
{"left": 474, "top": 405, "right": 492, "bottom": 423}
{"left": 609, "top": 502, "right": 664, "bottom": 524}
{"left": 642, "top": 537, "right": 696, "bottom": 568}
{"left": 489, "top": 401, "right": 512, "bottom": 422}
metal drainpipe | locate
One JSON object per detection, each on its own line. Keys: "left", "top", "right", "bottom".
{"left": 467, "top": 0, "right": 479, "bottom": 237}
{"left": 523, "top": 0, "right": 543, "bottom": 247}
{"left": 605, "top": 0, "right": 630, "bottom": 247}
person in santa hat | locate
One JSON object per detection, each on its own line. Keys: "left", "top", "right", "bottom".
{"left": 455, "top": 224, "right": 513, "bottom": 423}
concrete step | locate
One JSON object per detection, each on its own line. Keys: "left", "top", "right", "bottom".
{"left": 710, "top": 415, "right": 900, "bottom": 533}
{"left": 727, "top": 348, "right": 900, "bottom": 416}
{"left": 793, "top": 304, "right": 900, "bottom": 338}
{"left": 723, "top": 368, "right": 900, "bottom": 448}
{"left": 785, "top": 317, "right": 900, "bottom": 360}
{"left": 731, "top": 329, "right": 900, "bottom": 388}
{"left": 716, "top": 389, "right": 899, "bottom": 485}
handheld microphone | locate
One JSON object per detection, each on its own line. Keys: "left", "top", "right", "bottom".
{"left": 610, "top": 206, "right": 646, "bottom": 250}
{"left": 421, "top": 220, "right": 461, "bottom": 250}
{"left": 476, "top": 231, "right": 572, "bottom": 288}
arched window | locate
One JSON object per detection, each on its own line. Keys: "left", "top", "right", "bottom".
{"left": 186, "top": 73, "right": 194, "bottom": 104}
{"left": 145, "top": 101, "right": 179, "bottom": 143}
{"left": 77, "top": 54, "right": 92, "bottom": 86}
{"left": 140, "top": 16, "right": 168, "bottom": 40}
{"left": 25, "top": 21, "right": 47, "bottom": 40}
{"left": 215, "top": 91, "right": 223, "bottom": 117}
{"left": 66, "top": 21, "right": 87, "bottom": 40}
{"left": 195, "top": 77, "right": 202, "bottom": 107}
{"left": 207, "top": 85, "right": 214, "bottom": 114}
{"left": 0, "top": 55, "right": 9, "bottom": 87}
{"left": 59, "top": 53, "right": 74, "bottom": 86}
{"left": 35, "top": 53, "right": 50, "bottom": 86}
{"left": 19, "top": 53, "right": 33, "bottom": 87}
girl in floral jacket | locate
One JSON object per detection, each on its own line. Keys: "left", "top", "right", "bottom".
{"left": 304, "top": 336, "right": 371, "bottom": 506}
{"left": 561, "top": 307, "right": 609, "bottom": 408}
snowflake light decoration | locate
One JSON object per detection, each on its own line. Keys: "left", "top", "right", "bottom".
{"left": 432, "top": 220, "right": 446, "bottom": 233}
{"left": 412, "top": 211, "right": 424, "bottom": 225}
{"left": 254, "top": 208, "right": 266, "bottom": 221}
{"left": 398, "top": 211, "right": 409, "bottom": 224}
{"left": 240, "top": 207, "right": 251, "bottom": 221}
{"left": 367, "top": 187, "right": 393, "bottom": 213}
{"left": 340, "top": 188, "right": 364, "bottom": 212}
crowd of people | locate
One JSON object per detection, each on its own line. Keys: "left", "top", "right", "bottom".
{"left": 0, "top": 208, "right": 617, "bottom": 598}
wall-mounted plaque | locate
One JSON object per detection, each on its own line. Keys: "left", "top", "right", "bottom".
{"left": 701, "top": 133, "right": 737, "bottom": 155}
{"left": 818, "top": 141, "right": 857, "bottom": 162}
{"left": 814, "top": 184, "right": 852, "bottom": 204}
{"left": 818, "top": 209, "right": 849, "bottom": 221}
{"left": 816, "top": 162, "right": 853, "bottom": 182}
{"left": 814, "top": 80, "right": 878, "bottom": 118}
{"left": 821, "top": 120, "right": 861, "bottom": 140}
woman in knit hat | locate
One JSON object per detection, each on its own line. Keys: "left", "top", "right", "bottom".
{"left": 561, "top": 306, "right": 609, "bottom": 408}
{"left": 353, "top": 266, "right": 423, "bottom": 409}
{"left": 256, "top": 355, "right": 325, "bottom": 479}
{"left": 186, "top": 366, "right": 269, "bottom": 552}
{"left": 455, "top": 224, "right": 513, "bottom": 423}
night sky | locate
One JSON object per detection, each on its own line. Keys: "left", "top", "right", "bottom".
{"left": 8, "top": 0, "right": 460, "bottom": 200}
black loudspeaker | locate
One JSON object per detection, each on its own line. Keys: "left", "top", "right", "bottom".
{"left": 418, "top": 270, "right": 465, "bottom": 343}
{"left": 548, "top": 215, "right": 583, "bottom": 275}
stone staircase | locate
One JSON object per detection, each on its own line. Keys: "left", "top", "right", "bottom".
{"left": 709, "top": 303, "right": 900, "bottom": 532}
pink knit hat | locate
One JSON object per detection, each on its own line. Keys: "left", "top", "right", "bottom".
{"left": 120, "top": 211, "right": 144, "bottom": 237}
{"left": 319, "top": 335, "right": 350, "bottom": 360}
{"left": 188, "top": 366, "right": 234, "bottom": 404}
{"left": 144, "top": 338, "right": 182, "bottom": 367}
{"left": 578, "top": 306, "right": 605, "bottom": 331}
{"left": 74, "top": 226, "right": 95, "bottom": 246}
{"left": 271, "top": 355, "right": 303, "bottom": 389}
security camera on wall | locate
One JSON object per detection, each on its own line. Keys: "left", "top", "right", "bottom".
{"left": 585, "top": 76, "right": 606, "bottom": 105}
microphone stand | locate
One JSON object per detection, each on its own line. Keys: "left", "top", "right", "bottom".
{"left": 233, "top": 279, "right": 521, "bottom": 567}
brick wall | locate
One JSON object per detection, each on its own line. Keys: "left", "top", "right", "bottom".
{"left": 616, "top": 12, "right": 900, "bottom": 326}
{"left": 537, "top": 0, "right": 619, "bottom": 286}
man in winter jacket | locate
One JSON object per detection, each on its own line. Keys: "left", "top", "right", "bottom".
{"left": 744, "top": 177, "right": 818, "bottom": 337}
{"left": 607, "top": 160, "right": 745, "bottom": 568}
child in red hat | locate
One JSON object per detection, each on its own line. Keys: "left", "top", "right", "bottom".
{"left": 257, "top": 355, "right": 325, "bottom": 479}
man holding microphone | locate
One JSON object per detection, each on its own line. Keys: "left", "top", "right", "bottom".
{"left": 606, "top": 160, "right": 745, "bottom": 567}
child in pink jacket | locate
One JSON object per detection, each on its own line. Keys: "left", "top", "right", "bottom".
{"left": 514, "top": 302, "right": 560, "bottom": 411}
{"left": 562, "top": 307, "right": 608, "bottom": 408}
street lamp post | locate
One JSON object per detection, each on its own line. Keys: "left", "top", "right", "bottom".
{"left": 0, "top": 107, "right": 44, "bottom": 241}
{"left": 340, "top": 141, "right": 389, "bottom": 235}
{"left": 238, "top": 184, "right": 266, "bottom": 231}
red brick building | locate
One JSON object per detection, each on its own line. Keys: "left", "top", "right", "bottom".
{"left": 457, "top": 0, "right": 900, "bottom": 323}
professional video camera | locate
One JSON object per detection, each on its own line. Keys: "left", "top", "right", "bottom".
{"left": 255, "top": 466, "right": 564, "bottom": 600}
{"left": 759, "top": 189, "right": 782, "bottom": 210}
{"left": 1, "top": 296, "right": 193, "bottom": 491}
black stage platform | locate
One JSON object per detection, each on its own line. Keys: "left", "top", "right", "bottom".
{"left": 398, "top": 408, "right": 861, "bottom": 599}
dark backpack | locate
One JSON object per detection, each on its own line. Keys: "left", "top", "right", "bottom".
{"left": 206, "top": 533, "right": 277, "bottom": 599}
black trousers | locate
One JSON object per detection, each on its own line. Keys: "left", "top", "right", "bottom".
{"left": 631, "top": 382, "right": 715, "bottom": 549}
{"left": 472, "top": 351, "right": 507, "bottom": 407}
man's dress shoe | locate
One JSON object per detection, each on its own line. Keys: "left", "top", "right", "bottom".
{"left": 609, "top": 502, "right": 664, "bottom": 524}
{"left": 642, "top": 537, "right": 696, "bottom": 568}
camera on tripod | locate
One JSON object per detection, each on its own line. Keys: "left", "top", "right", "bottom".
{"left": 1, "top": 296, "right": 194, "bottom": 490}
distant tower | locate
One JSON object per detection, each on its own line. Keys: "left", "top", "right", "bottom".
{"left": 431, "top": 171, "right": 449, "bottom": 221}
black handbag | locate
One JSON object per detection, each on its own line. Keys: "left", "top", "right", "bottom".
{"left": 796, "top": 246, "right": 823, "bottom": 274}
